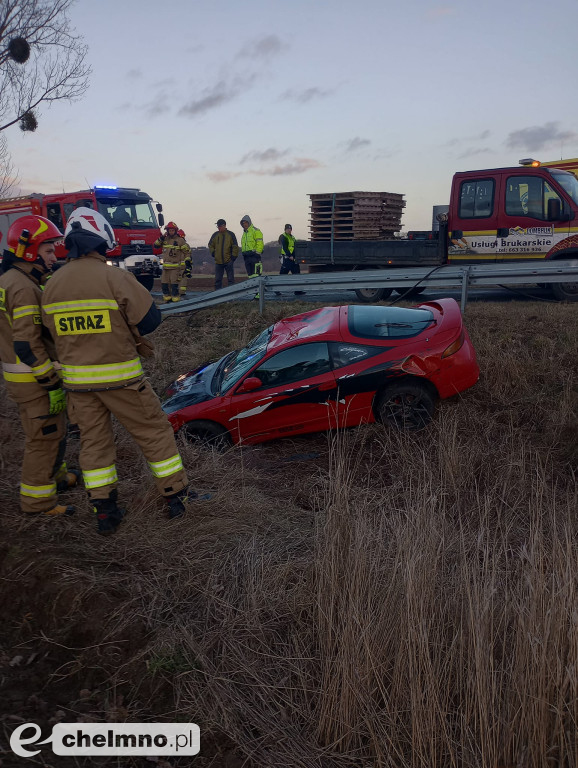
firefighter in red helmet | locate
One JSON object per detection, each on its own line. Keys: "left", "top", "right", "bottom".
{"left": 154, "top": 221, "right": 190, "bottom": 303}
{"left": 0, "top": 216, "right": 79, "bottom": 517}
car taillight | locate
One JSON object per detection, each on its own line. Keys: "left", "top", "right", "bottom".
{"left": 442, "top": 329, "right": 465, "bottom": 358}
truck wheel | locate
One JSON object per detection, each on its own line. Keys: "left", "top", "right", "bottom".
{"left": 137, "top": 275, "right": 155, "bottom": 291}
{"left": 376, "top": 380, "right": 436, "bottom": 431}
{"left": 551, "top": 281, "right": 578, "bottom": 302}
{"left": 354, "top": 287, "right": 392, "bottom": 302}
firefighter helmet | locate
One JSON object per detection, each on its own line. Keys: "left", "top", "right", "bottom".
{"left": 6, "top": 215, "right": 63, "bottom": 263}
{"left": 166, "top": 221, "right": 178, "bottom": 231}
{"left": 64, "top": 207, "right": 116, "bottom": 258}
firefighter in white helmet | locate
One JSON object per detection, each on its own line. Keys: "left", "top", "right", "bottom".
{"left": 41, "top": 208, "right": 191, "bottom": 534}
{"left": 0, "top": 216, "right": 80, "bottom": 517}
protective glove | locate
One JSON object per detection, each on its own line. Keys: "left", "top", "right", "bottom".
{"left": 183, "top": 260, "right": 193, "bottom": 278}
{"left": 48, "top": 387, "right": 67, "bottom": 415}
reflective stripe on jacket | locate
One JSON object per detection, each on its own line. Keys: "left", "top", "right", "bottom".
{"left": 41, "top": 251, "right": 154, "bottom": 391}
{"left": 241, "top": 225, "right": 264, "bottom": 254}
{"left": 0, "top": 266, "right": 60, "bottom": 403}
{"left": 154, "top": 235, "right": 190, "bottom": 267}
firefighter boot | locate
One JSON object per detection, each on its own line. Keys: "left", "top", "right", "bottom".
{"left": 33, "top": 504, "right": 75, "bottom": 517}
{"left": 166, "top": 487, "right": 196, "bottom": 520}
{"left": 171, "top": 284, "right": 181, "bottom": 303}
{"left": 161, "top": 283, "right": 171, "bottom": 303}
{"left": 56, "top": 468, "right": 82, "bottom": 493}
{"left": 93, "top": 491, "right": 126, "bottom": 535}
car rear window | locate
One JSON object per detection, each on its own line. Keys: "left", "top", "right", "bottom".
{"left": 348, "top": 305, "right": 435, "bottom": 340}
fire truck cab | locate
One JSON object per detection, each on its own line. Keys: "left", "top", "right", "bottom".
{"left": 0, "top": 185, "right": 165, "bottom": 291}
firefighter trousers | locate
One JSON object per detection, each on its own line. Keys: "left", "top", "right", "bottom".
{"left": 66, "top": 379, "right": 188, "bottom": 501}
{"left": 17, "top": 395, "right": 67, "bottom": 514}
{"left": 161, "top": 265, "right": 181, "bottom": 297}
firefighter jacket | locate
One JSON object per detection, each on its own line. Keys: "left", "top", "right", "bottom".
{"left": 208, "top": 229, "right": 239, "bottom": 265}
{"left": 154, "top": 234, "right": 190, "bottom": 270}
{"left": 241, "top": 225, "right": 264, "bottom": 255}
{"left": 0, "top": 263, "right": 61, "bottom": 403}
{"left": 279, "top": 233, "right": 296, "bottom": 257}
{"left": 41, "top": 252, "right": 159, "bottom": 392}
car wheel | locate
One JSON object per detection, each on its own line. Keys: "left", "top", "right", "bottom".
{"left": 354, "top": 287, "right": 393, "bottom": 302}
{"left": 137, "top": 275, "right": 155, "bottom": 291}
{"left": 181, "top": 420, "right": 231, "bottom": 450}
{"left": 376, "top": 380, "right": 436, "bottom": 431}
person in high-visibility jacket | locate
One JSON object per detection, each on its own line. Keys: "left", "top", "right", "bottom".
{"left": 154, "top": 221, "right": 189, "bottom": 303}
{"left": 276, "top": 223, "right": 305, "bottom": 297}
{"left": 0, "top": 216, "right": 79, "bottom": 517}
{"left": 208, "top": 218, "right": 238, "bottom": 290}
{"left": 177, "top": 229, "right": 192, "bottom": 296}
{"left": 42, "top": 208, "right": 190, "bottom": 534}
{"left": 239, "top": 215, "right": 264, "bottom": 278}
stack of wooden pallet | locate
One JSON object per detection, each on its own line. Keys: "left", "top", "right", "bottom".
{"left": 308, "top": 191, "right": 405, "bottom": 240}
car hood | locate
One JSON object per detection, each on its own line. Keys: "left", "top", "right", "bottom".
{"left": 162, "top": 359, "right": 219, "bottom": 414}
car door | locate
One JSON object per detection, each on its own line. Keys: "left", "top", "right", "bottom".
{"left": 228, "top": 342, "right": 339, "bottom": 442}
{"left": 497, "top": 172, "right": 569, "bottom": 261}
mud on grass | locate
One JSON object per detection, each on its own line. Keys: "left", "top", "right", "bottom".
{"left": 0, "top": 299, "right": 577, "bottom": 767}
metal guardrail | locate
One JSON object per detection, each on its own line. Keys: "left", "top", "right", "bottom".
{"left": 159, "top": 259, "right": 578, "bottom": 315}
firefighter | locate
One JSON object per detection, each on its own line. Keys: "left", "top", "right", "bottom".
{"left": 177, "top": 229, "right": 192, "bottom": 296}
{"left": 154, "top": 221, "right": 188, "bottom": 303}
{"left": 0, "top": 216, "right": 79, "bottom": 517}
{"left": 42, "top": 208, "right": 190, "bottom": 534}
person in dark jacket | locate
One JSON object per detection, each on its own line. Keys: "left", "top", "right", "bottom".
{"left": 208, "top": 219, "right": 239, "bottom": 290}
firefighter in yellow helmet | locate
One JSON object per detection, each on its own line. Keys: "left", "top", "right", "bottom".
{"left": 177, "top": 228, "right": 192, "bottom": 296}
{"left": 41, "top": 208, "right": 191, "bottom": 534}
{"left": 0, "top": 216, "right": 80, "bottom": 517}
{"left": 154, "top": 221, "right": 189, "bottom": 303}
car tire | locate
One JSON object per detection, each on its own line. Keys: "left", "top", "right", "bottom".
{"left": 354, "top": 287, "right": 393, "bottom": 302}
{"left": 181, "top": 420, "right": 231, "bottom": 450}
{"left": 551, "top": 281, "right": 578, "bottom": 302}
{"left": 376, "top": 380, "right": 436, "bottom": 431}
{"left": 137, "top": 275, "right": 155, "bottom": 292}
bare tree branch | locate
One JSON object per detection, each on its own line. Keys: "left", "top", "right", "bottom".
{"left": 0, "top": 0, "right": 90, "bottom": 134}
{"left": 0, "top": 134, "right": 19, "bottom": 196}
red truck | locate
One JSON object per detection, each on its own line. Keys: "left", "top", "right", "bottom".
{"left": 0, "top": 185, "right": 165, "bottom": 290}
{"left": 299, "top": 159, "right": 578, "bottom": 302}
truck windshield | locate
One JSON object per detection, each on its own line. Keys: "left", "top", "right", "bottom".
{"left": 96, "top": 199, "right": 158, "bottom": 229}
{"left": 549, "top": 170, "right": 578, "bottom": 204}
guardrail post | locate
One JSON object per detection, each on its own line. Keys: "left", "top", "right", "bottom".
{"left": 258, "top": 277, "right": 265, "bottom": 314}
{"left": 460, "top": 267, "right": 471, "bottom": 312}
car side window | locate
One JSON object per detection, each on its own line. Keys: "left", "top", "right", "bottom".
{"left": 329, "top": 342, "right": 383, "bottom": 369}
{"left": 458, "top": 179, "right": 494, "bottom": 218}
{"left": 505, "top": 175, "right": 562, "bottom": 220}
{"left": 252, "top": 343, "right": 330, "bottom": 388}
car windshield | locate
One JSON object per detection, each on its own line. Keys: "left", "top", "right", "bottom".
{"left": 218, "top": 326, "right": 273, "bottom": 394}
{"left": 348, "top": 305, "right": 435, "bottom": 339}
{"left": 549, "top": 170, "right": 578, "bottom": 204}
{"left": 96, "top": 199, "right": 158, "bottom": 229}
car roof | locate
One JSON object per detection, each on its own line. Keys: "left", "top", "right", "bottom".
{"left": 268, "top": 306, "right": 343, "bottom": 350}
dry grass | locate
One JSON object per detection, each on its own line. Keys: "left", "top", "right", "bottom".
{"left": 0, "top": 299, "right": 577, "bottom": 767}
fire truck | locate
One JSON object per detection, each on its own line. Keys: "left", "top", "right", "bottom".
{"left": 0, "top": 185, "right": 165, "bottom": 290}
{"left": 298, "top": 159, "right": 578, "bottom": 302}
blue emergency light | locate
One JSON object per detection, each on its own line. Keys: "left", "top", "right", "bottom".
{"left": 94, "top": 185, "right": 118, "bottom": 190}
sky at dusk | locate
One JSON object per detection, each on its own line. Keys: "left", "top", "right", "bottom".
{"left": 7, "top": 0, "right": 578, "bottom": 246}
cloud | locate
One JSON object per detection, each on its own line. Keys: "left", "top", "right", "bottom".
{"left": 282, "top": 87, "right": 333, "bottom": 104}
{"left": 343, "top": 137, "right": 371, "bottom": 153}
{"left": 240, "top": 147, "right": 290, "bottom": 164}
{"left": 506, "top": 122, "right": 578, "bottom": 152}
{"left": 444, "top": 129, "right": 491, "bottom": 148}
{"left": 237, "top": 34, "right": 287, "bottom": 60}
{"left": 153, "top": 77, "right": 177, "bottom": 88}
{"left": 457, "top": 147, "right": 492, "bottom": 159}
{"left": 143, "top": 97, "right": 169, "bottom": 118}
{"left": 126, "top": 69, "right": 142, "bottom": 79}
{"left": 253, "top": 158, "right": 323, "bottom": 176}
{"left": 207, "top": 157, "right": 323, "bottom": 182}
{"left": 179, "top": 81, "right": 234, "bottom": 118}
{"left": 207, "top": 171, "right": 243, "bottom": 183}
{"left": 426, "top": 6, "right": 454, "bottom": 19}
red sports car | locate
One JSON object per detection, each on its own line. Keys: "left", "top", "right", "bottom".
{"left": 163, "top": 299, "right": 479, "bottom": 446}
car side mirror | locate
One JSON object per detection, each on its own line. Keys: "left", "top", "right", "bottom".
{"left": 156, "top": 203, "right": 163, "bottom": 212}
{"left": 547, "top": 198, "right": 562, "bottom": 221}
{"left": 237, "top": 376, "right": 262, "bottom": 393}
{"left": 158, "top": 213, "right": 165, "bottom": 227}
